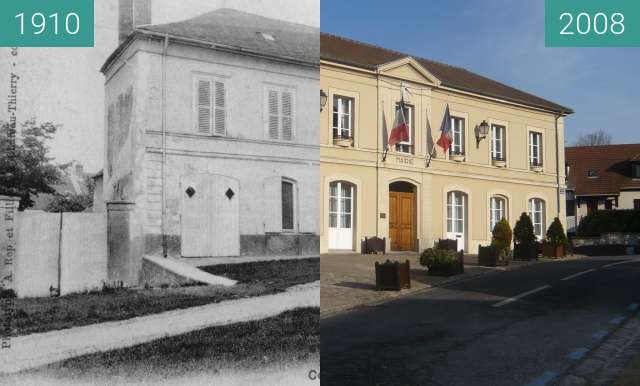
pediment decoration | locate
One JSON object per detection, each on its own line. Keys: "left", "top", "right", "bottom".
{"left": 377, "top": 57, "right": 441, "bottom": 86}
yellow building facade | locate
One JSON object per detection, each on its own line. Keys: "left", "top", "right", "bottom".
{"left": 320, "top": 34, "right": 572, "bottom": 254}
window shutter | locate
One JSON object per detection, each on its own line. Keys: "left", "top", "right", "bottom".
{"left": 197, "top": 80, "right": 211, "bottom": 134}
{"left": 281, "top": 91, "right": 293, "bottom": 141}
{"left": 214, "top": 81, "right": 226, "bottom": 135}
{"left": 268, "top": 90, "right": 279, "bottom": 139}
{"left": 263, "top": 176, "right": 282, "bottom": 232}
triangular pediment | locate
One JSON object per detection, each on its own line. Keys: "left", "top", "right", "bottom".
{"left": 377, "top": 57, "right": 441, "bottom": 86}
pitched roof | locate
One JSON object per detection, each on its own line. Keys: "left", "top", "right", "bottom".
{"left": 320, "top": 33, "right": 573, "bottom": 114}
{"left": 566, "top": 144, "right": 640, "bottom": 196}
{"left": 103, "top": 9, "right": 319, "bottom": 72}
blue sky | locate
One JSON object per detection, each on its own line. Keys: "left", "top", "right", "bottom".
{"left": 321, "top": 0, "right": 640, "bottom": 145}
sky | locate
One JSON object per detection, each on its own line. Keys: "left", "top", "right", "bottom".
{"left": 321, "top": 0, "right": 640, "bottom": 147}
{"left": 0, "top": 0, "right": 319, "bottom": 173}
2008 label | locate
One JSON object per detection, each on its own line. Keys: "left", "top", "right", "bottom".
{"left": 559, "top": 12, "right": 625, "bottom": 35}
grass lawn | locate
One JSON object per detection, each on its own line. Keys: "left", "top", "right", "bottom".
{"left": 5, "top": 307, "right": 319, "bottom": 385}
{"left": 9, "top": 258, "right": 318, "bottom": 337}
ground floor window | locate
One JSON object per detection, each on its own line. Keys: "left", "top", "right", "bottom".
{"left": 282, "top": 180, "right": 295, "bottom": 230}
{"left": 634, "top": 199, "right": 640, "bottom": 210}
{"left": 490, "top": 196, "right": 507, "bottom": 232}
{"left": 447, "top": 191, "right": 465, "bottom": 233}
{"left": 528, "top": 198, "right": 545, "bottom": 239}
{"left": 329, "top": 181, "right": 353, "bottom": 229}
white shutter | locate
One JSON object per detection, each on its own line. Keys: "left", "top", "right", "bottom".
{"left": 281, "top": 91, "right": 293, "bottom": 141}
{"left": 263, "top": 176, "right": 282, "bottom": 233}
{"left": 214, "top": 81, "right": 226, "bottom": 135}
{"left": 197, "top": 80, "right": 211, "bottom": 134}
{"left": 268, "top": 90, "right": 279, "bottom": 139}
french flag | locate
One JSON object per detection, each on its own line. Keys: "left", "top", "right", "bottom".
{"left": 388, "top": 100, "right": 409, "bottom": 146}
{"left": 437, "top": 104, "right": 452, "bottom": 152}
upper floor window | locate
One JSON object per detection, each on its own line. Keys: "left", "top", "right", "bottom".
{"left": 587, "top": 169, "right": 598, "bottom": 178}
{"left": 450, "top": 116, "right": 465, "bottom": 156}
{"left": 528, "top": 198, "right": 546, "bottom": 239}
{"left": 529, "top": 132, "right": 543, "bottom": 167}
{"left": 266, "top": 87, "right": 295, "bottom": 141}
{"left": 633, "top": 162, "right": 640, "bottom": 179}
{"left": 395, "top": 103, "right": 414, "bottom": 154}
{"left": 195, "top": 77, "right": 226, "bottom": 136}
{"left": 333, "top": 96, "right": 353, "bottom": 140}
{"left": 282, "top": 180, "right": 295, "bottom": 231}
{"left": 491, "top": 125, "right": 506, "bottom": 161}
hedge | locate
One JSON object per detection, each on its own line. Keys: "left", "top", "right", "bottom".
{"left": 577, "top": 210, "right": 640, "bottom": 236}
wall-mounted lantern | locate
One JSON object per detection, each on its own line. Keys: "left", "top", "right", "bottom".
{"left": 475, "top": 120, "right": 490, "bottom": 147}
{"left": 320, "top": 89, "right": 328, "bottom": 112}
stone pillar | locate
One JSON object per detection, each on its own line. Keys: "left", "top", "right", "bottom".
{"left": 107, "top": 201, "right": 143, "bottom": 287}
{"left": 0, "top": 196, "right": 20, "bottom": 292}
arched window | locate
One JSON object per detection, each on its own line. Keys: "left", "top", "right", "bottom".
{"left": 528, "top": 198, "right": 546, "bottom": 239}
{"left": 490, "top": 196, "right": 507, "bottom": 232}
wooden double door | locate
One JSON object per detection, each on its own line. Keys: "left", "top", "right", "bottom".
{"left": 389, "top": 191, "right": 416, "bottom": 251}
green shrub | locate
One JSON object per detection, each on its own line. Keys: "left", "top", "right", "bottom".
{"left": 491, "top": 218, "right": 512, "bottom": 253}
{"left": 514, "top": 212, "right": 535, "bottom": 246}
{"left": 546, "top": 217, "right": 568, "bottom": 247}
{"left": 577, "top": 210, "right": 640, "bottom": 236}
{"left": 420, "top": 248, "right": 459, "bottom": 269}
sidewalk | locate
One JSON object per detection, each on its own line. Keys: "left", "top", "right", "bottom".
{"left": 0, "top": 281, "right": 319, "bottom": 375}
{"left": 321, "top": 252, "right": 589, "bottom": 318}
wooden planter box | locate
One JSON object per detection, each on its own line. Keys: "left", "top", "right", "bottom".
{"left": 361, "top": 236, "right": 386, "bottom": 254}
{"left": 375, "top": 260, "right": 411, "bottom": 291}
{"left": 542, "top": 243, "right": 565, "bottom": 258}
{"left": 478, "top": 245, "right": 499, "bottom": 267}
{"left": 514, "top": 244, "right": 538, "bottom": 261}
{"left": 437, "top": 239, "right": 458, "bottom": 252}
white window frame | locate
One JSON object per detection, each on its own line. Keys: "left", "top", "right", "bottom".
{"left": 193, "top": 74, "right": 227, "bottom": 136}
{"left": 450, "top": 116, "right": 465, "bottom": 155}
{"left": 329, "top": 181, "right": 353, "bottom": 230}
{"left": 491, "top": 124, "right": 506, "bottom": 161}
{"left": 333, "top": 95, "right": 353, "bottom": 139}
{"left": 264, "top": 84, "right": 296, "bottom": 141}
{"left": 447, "top": 191, "right": 466, "bottom": 233}
{"left": 281, "top": 178, "right": 297, "bottom": 232}
{"left": 529, "top": 131, "right": 543, "bottom": 168}
{"left": 395, "top": 103, "right": 413, "bottom": 154}
{"left": 489, "top": 196, "right": 507, "bottom": 233}
{"left": 528, "top": 198, "right": 546, "bottom": 239}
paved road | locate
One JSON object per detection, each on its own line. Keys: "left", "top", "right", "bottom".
{"left": 321, "top": 257, "right": 640, "bottom": 386}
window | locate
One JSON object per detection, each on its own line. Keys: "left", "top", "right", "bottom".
{"left": 450, "top": 117, "right": 465, "bottom": 155}
{"left": 634, "top": 199, "right": 640, "bottom": 210}
{"left": 633, "top": 163, "right": 640, "bottom": 179}
{"left": 447, "top": 191, "right": 466, "bottom": 233}
{"left": 195, "top": 77, "right": 226, "bottom": 136}
{"left": 529, "top": 132, "right": 543, "bottom": 167}
{"left": 587, "top": 169, "right": 598, "bottom": 178}
{"left": 490, "top": 196, "right": 507, "bottom": 232}
{"left": 395, "top": 103, "right": 413, "bottom": 154}
{"left": 329, "top": 181, "right": 353, "bottom": 229}
{"left": 266, "top": 87, "right": 295, "bottom": 141}
{"left": 528, "top": 198, "right": 546, "bottom": 239}
{"left": 282, "top": 180, "right": 295, "bottom": 230}
{"left": 332, "top": 96, "right": 353, "bottom": 140}
{"left": 491, "top": 125, "right": 506, "bottom": 161}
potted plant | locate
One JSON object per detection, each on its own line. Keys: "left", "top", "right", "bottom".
{"left": 450, "top": 152, "right": 465, "bottom": 162}
{"left": 420, "top": 248, "right": 464, "bottom": 276}
{"left": 543, "top": 217, "right": 568, "bottom": 258}
{"left": 513, "top": 212, "right": 538, "bottom": 260}
{"left": 479, "top": 218, "right": 513, "bottom": 266}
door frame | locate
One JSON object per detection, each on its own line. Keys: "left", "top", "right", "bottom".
{"left": 389, "top": 188, "right": 417, "bottom": 251}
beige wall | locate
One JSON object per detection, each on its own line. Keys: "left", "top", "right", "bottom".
{"left": 320, "top": 60, "right": 567, "bottom": 253}
{"left": 620, "top": 190, "right": 640, "bottom": 209}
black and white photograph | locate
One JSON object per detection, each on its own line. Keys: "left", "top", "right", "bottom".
{"left": 0, "top": 1, "right": 319, "bottom": 385}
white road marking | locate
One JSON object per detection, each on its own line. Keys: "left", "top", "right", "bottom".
{"left": 592, "top": 330, "right": 608, "bottom": 340}
{"left": 628, "top": 303, "right": 639, "bottom": 312}
{"left": 602, "top": 259, "right": 640, "bottom": 268}
{"left": 560, "top": 268, "right": 597, "bottom": 281}
{"left": 492, "top": 285, "right": 552, "bottom": 308}
{"left": 610, "top": 315, "right": 626, "bottom": 325}
{"left": 567, "top": 348, "right": 589, "bottom": 360}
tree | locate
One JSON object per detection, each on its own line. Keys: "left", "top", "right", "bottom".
{"left": 45, "top": 173, "right": 95, "bottom": 213}
{"left": 546, "top": 217, "right": 568, "bottom": 247}
{"left": 0, "top": 119, "right": 61, "bottom": 210}
{"left": 513, "top": 212, "right": 535, "bottom": 246}
{"left": 573, "top": 130, "right": 612, "bottom": 146}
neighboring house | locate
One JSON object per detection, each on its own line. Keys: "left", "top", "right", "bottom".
{"left": 101, "top": 1, "right": 319, "bottom": 277}
{"left": 320, "top": 34, "right": 572, "bottom": 254}
{"left": 565, "top": 144, "right": 640, "bottom": 233}
{"left": 31, "top": 161, "right": 89, "bottom": 210}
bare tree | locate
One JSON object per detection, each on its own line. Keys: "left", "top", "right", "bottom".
{"left": 573, "top": 130, "right": 612, "bottom": 146}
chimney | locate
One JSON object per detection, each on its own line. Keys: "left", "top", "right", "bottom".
{"left": 118, "top": 0, "right": 152, "bottom": 44}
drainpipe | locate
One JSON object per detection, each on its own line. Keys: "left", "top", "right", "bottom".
{"left": 555, "top": 114, "right": 562, "bottom": 218}
{"left": 375, "top": 73, "right": 380, "bottom": 236}
{"left": 161, "top": 35, "right": 169, "bottom": 258}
